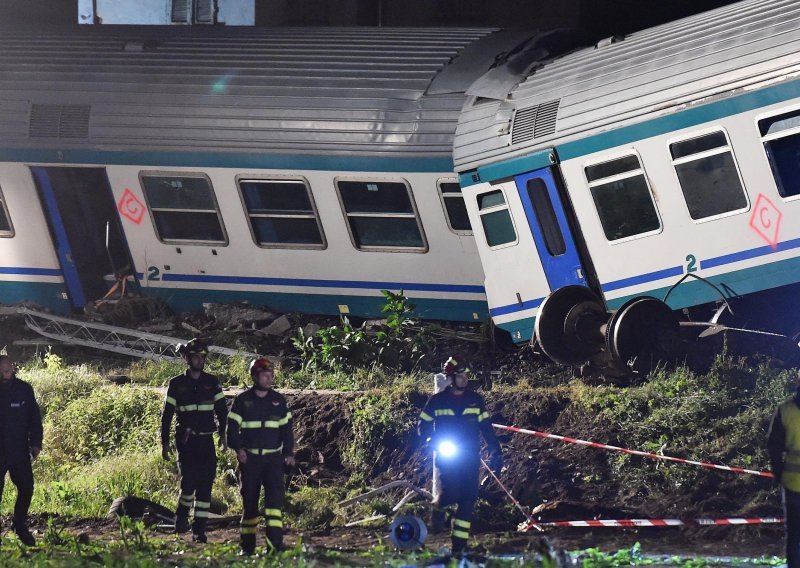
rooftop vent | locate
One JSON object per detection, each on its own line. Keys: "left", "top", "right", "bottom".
{"left": 510, "top": 99, "right": 560, "bottom": 145}
{"left": 29, "top": 104, "right": 90, "bottom": 139}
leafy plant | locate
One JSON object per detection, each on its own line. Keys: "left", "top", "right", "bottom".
{"left": 292, "top": 290, "right": 434, "bottom": 372}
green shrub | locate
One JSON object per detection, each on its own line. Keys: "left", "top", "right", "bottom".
{"left": 45, "top": 386, "right": 162, "bottom": 464}
{"left": 285, "top": 486, "right": 345, "bottom": 529}
{"left": 343, "top": 389, "right": 417, "bottom": 478}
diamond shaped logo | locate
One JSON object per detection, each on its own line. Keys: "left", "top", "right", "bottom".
{"left": 118, "top": 188, "right": 146, "bottom": 225}
{"left": 748, "top": 193, "right": 782, "bottom": 249}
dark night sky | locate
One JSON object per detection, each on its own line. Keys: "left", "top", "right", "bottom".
{"left": 2, "top": 0, "right": 740, "bottom": 42}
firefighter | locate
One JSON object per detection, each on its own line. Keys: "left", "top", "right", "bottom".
{"left": 0, "top": 355, "right": 42, "bottom": 546}
{"left": 227, "top": 357, "right": 295, "bottom": 556}
{"left": 160, "top": 338, "right": 228, "bottom": 543}
{"left": 418, "top": 356, "right": 502, "bottom": 555}
{"left": 767, "top": 369, "right": 800, "bottom": 567}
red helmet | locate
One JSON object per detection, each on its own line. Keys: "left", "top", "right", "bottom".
{"left": 442, "top": 356, "right": 467, "bottom": 376}
{"left": 249, "top": 357, "right": 274, "bottom": 375}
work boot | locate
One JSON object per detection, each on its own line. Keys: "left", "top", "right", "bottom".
{"left": 240, "top": 535, "right": 256, "bottom": 556}
{"left": 192, "top": 532, "right": 207, "bottom": 544}
{"left": 451, "top": 538, "right": 468, "bottom": 556}
{"left": 174, "top": 514, "right": 190, "bottom": 534}
{"left": 12, "top": 523, "right": 36, "bottom": 546}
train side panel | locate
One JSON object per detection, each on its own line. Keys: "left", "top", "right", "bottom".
{"left": 104, "top": 165, "right": 488, "bottom": 321}
{"left": 0, "top": 163, "right": 70, "bottom": 312}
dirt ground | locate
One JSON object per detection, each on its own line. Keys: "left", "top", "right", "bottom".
{"left": 17, "top": 515, "right": 784, "bottom": 560}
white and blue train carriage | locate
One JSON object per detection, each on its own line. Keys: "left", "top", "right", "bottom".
{"left": 454, "top": 0, "right": 800, "bottom": 366}
{"left": 0, "top": 26, "right": 569, "bottom": 321}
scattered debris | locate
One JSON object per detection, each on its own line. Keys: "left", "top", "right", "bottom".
{"left": 260, "top": 315, "right": 292, "bottom": 337}
{"left": 203, "top": 302, "right": 276, "bottom": 329}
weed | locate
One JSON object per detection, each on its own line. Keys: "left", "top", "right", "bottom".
{"left": 291, "top": 290, "right": 435, "bottom": 373}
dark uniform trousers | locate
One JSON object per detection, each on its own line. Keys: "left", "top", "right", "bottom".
{"left": 433, "top": 453, "right": 480, "bottom": 549}
{"left": 0, "top": 460, "right": 34, "bottom": 527}
{"left": 228, "top": 387, "right": 294, "bottom": 552}
{"left": 160, "top": 371, "right": 227, "bottom": 535}
{"left": 176, "top": 433, "right": 216, "bottom": 534}
{"left": 240, "top": 453, "right": 285, "bottom": 550}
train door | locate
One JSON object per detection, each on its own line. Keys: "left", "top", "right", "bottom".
{"left": 515, "top": 167, "right": 588, "bottom": 290}
{"left": 31, "top": 167, "right": 135, "bottom": 310}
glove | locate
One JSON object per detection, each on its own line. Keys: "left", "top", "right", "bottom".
{"left": 489, "top": 453, "right": 503, "bottom": 475}
{"left": 218, "top": 435, "right": 228, "bottom": 452}
{"left": 161, "top": 443, "right": 172, "bottom": 461}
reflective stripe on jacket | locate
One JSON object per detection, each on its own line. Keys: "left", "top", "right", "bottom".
{"left": 227, "top": 388, "right": 294, "bottom": 456}
{"left": 417, "top": 387, "right": 500, "bottom": 456}
{"left": 160, "top": 371, "right": 227, "bottom": 446}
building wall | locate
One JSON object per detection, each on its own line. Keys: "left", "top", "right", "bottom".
{"left": 77, "top": 0, "right": 255, "bottom": 25}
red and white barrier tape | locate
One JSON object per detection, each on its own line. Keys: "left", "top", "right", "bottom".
{"left": 519, "top": 517, "right": 783, "bottom": 531}
{"left": 494, "top": 424, "right": 773, "bottom": 478}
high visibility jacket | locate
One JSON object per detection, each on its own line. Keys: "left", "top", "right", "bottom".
{"left": 160, "top": 371, "right": 227, "bottom": 446}
{"left": 418, "top": 387, "right": 501, "bottom": 457}
{"left": 0, "top": 377, "right": 43, "bottom": 464}
{"left": 227, "top": 388, "right": 294, "bottom": 457}
{"left": 778, "top": 398, "right": 800, "bottom": 492}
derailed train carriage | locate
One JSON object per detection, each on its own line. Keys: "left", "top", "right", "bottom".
{"left": 0, "top": 26, "right": 572, "bottom": 322}
{"left": 454, "top": 0, "right": 800, "bottom": 368}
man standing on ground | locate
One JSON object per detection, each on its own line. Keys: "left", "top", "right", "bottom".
{"left": 418, "top": 356, "right": 502, "bottom": 555}
{"left": 160, "top": 338, "right": 228, "bottom": 543}
{"left": 768, "top": 370, "right": 800, "bottom": 568}
{"left": 0, "top": 354, "right": 42, "bottom": 546}
{"left": 227, "top": 357, "right": 294, "bottom": 555}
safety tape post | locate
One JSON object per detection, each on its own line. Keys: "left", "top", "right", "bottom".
{"left": 519, "top": 517, "right": 784, "bottom": 531}
{"left": 494, "top": 424, "right": 774, "bottom": 479}
{"left": 479, "top": 458, "right": 543, "bottom": 532}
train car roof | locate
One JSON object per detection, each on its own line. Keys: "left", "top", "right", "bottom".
{"left": 0, "top": 26, "right": 543, "bottom": 164}
{"left": 454, "top": 0, "right": 800, "bottom": 172}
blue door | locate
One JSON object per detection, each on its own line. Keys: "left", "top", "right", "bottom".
{"left": 515, "top": 167, "right": 587, "bottom": 290}
{"left": 31, "top": 167, "right": 87, "bottom": 308}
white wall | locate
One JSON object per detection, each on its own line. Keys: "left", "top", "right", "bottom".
{"left": 79, "top": 0, "right": 255, "bottom": 25}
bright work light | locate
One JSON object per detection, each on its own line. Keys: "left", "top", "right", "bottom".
{"left": 437, "top": 439, "right": 458, "bottom": 458}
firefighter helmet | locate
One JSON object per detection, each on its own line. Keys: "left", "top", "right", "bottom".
{"left": 249, "top": 357, "right": 274, "bottom": 376}
{"left": 176, "top": 338, "right": 209, "bottom": 358}
{"left": 442, "top": 356, "right": 467, "bottom": 376}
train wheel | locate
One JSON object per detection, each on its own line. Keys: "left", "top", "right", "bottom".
{"left": 606, "top": 297, "right": 680, "bottom": 370}
{"left": 535, "top": 286, "right": 606, "bottom": 365}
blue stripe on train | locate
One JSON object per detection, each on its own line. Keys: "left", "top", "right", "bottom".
{"left": 0, "top": 148, "right": 453, "bottom": 173}
{"left": 157, "top": 272, "right": 486, "bottom": 294}
{"left": 0, "top": 267, "right": 63, "bottom": 276}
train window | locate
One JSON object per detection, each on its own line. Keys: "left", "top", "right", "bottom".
{"left": 437, "top": 180, "right": 472, "bottom": 235}
{"left": 527, "top": 178, "right": 565, "bottom": 256}
{"left": 759, "top": 109, "right": 800, "bottom": 198}
{"left": 336, "top": 179, "right": 427, "bottom": 251}
{"left": 585, "top": 155, "right": 660, "bottom": 241}
{"left": 237, "top": 178, "right": 326, "bottom": 249}
{"left": 477, "top": 190, "right": 517, "bottom": 247}
{"left": 669, "top": 131, "right": 748, "bottom": 220}
{"left": 139, "top": 173, "right": 227, "bottom": 245}
{"left": 0, "top": 185, "right": 12, "bottom": 237}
